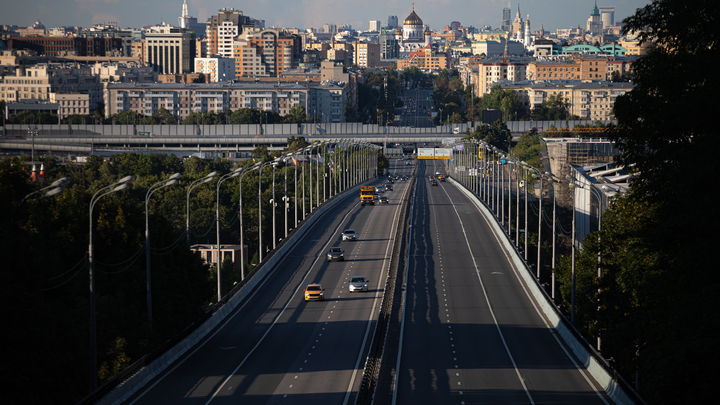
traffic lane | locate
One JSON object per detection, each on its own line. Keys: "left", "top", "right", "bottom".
{"left": 396, "top": 168, "right": 529, "bottom": 404}
{"left": 439, "top": 177, "right": 611, "bottom": 403}
{"left": 127, "top": 190, "right": 382, "bottom": 404}
{"left": 215, "top": 179, "right": 408, "bottom": 404}
{"left": 256, "top": 180, "right": 409, "bottom": 404}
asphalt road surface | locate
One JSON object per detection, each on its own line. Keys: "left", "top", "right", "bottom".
{"left": 125, "top": 161, "right": 414, "bottom": 405}
{"left": 393, "top": 159, "right": 612, "bottom": 404}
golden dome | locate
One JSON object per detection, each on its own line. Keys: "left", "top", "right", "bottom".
{"left": 404, "top": 6, "right": 423, "bottom": 26}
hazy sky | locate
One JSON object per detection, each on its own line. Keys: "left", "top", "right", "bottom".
{"left": 3, "top": 0, "right": 651, "bottom": 33}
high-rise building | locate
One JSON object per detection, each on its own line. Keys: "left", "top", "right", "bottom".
{"left": 231, "top": 27, "right": 300, "bottom": 77}
{"left": 501, "top": 4, "right": 511, "bottom": 32}
{"left": 388, "top": 15, "right": 399, "bottom": 29}
{"left": 512, "top": 5, "right": 524, "bottom": 36}
{"left": 144, "top": 24, "right": 196, "bottom": 74}
{"left": 354, "top": 42, "right": 380, "bottom": 68}
{"left": 379, "top": 29, "right": 400, "bottom": 59}
{"left": 587, "top": 1, "right": 603, "bottom": 36}
{"left": 206, "top": 8, "right": 250, "bottom": 58}
{"left": 599, "top": 7, "right": 615, "bottom": 28}
{"left": 369, "top": 20, "right": 382, "bottom": 32}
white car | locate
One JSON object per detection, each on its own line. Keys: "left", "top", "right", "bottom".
{"left": 342, "top": 229, "right": 357, "bottom": 241}
{"left": 349, "top": 276, "right": 369, "bottom": 292}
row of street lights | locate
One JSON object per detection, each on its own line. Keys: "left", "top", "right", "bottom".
{"left": 449, "top": 139, "right": 608, "bottom": 338}
{"left": 33, "top": 137, "right": 379, "bottom": 390}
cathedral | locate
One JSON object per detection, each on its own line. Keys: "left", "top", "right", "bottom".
{"left": 395, "top": 4, "right": 432, "bottom": 56}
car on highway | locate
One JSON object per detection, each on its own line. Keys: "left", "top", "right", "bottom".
{"left": 431, "top": 180, "right": 439, "bottom": 186}
{"left": 405, "top": 161, "right": 411, "bottom": 165}
{"left": 342, "top": 229, "right": 357, "bottom": 241}
{"left": 327, "top": 247, "right": 345, "bottom": 262}
{"left": 304, "top": 283, "right": 325, "bottom": 301}
{"left": 379, "top": 196, "right": 389, "bottom": 204}
{"left": 349, "top": 276, "right": 369, "bottom": 292}
{"left": 385, "top": 184, "right": 393, "bottom": 191}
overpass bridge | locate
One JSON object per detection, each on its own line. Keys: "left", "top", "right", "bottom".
{"left": 1, "top": 120, "right": 615, "bottom": 156}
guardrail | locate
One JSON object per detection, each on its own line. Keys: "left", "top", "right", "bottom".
{"left": 447, "top": 175, "right": 644, "bottom": 405}
{"left": 76, "top": 179, "right": 373, "bottom": 405}
{"left": 356, "top": 165, "right": 416, "bottom": 404}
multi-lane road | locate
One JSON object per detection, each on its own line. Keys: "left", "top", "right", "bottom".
{"left": 394, "top": 159, "right": 611, "bottom": 404}
{"left": 122, "top": 158, "right": 614, "bottom": 405}
{"left": 125, "top": 161, "right": 414, "bottom": 405}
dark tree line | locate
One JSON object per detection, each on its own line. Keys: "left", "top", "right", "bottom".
{"left": 1, "top": 143, "right": 383, "bottom": 403}
{"left": 551, "top": 1, "right": 720, "bottom": 403}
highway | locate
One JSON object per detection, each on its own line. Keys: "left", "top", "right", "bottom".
{"left": 125, "top": 160, "right": 414, "bottom": 405}
{"left": 393, "top": 159, "right": 612, "bottom": 404}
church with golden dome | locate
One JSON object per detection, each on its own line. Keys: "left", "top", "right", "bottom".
{"left": 395, "top": 4, "right": 432, "bottom": 56}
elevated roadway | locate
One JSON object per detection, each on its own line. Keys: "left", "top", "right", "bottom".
{"left": 392, "top": 159, "right": 613, "bottom": 404}
{"left": 122, "top": 160, "right": 414, "bottom": 405}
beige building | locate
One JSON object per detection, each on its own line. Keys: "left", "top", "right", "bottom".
{"left": 528, "top": 55, "right": 634, "bottom": 81}
{"left": 0, "top": 61, "right": 155, "bottom": 111}
{"left": 354, "top": 43, "right": 380, "bottom": 68}
{"left": 462, "top": 56, "right": 531, "bottom": 97}
{"left": 194, "top": 57, "right": 235, "bottom": 82}
{"left": 49, "top": 92, "right": 90, "bottom": 119}
{"left": 144, "top": 24, "right": 196, "bottom": 75}
{"left": 498, "top": 80, "right": 634, "bottom": 120}
{"left": 105, "top": 81, "right": 345, "bottom": 122}
{"left": 232, "top": 28, "right": 299, "bottom": 78}
{"left": 396, "top": 46, "right": 449, "bottom": 71}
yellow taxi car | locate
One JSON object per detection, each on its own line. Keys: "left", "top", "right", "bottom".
{"left": 304, "top": 283, "right": 325, "bottom": 301}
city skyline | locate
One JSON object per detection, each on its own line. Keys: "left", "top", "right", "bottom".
{"left": 4, "top": 0, "right": 650, "bottom": 33}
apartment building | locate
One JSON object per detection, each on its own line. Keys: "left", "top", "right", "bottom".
{"left": 144, "top": 25, "right": 196, "bottom": 74}
{"left": 0, "top": 62, "right": 155, "bottom": 111}
{"left": 6, "top": 36, "right": 123, "bottom": 57}
{"left": 396, "top": 46, "right": 449, "bottom": 71}
{"left": 460, "top": 56, "right": 531, "bottom": 97}
{"left": 354, "top": 43, "right": 380, "bottom": 68}
{"left": 49, "top": 92, "right": 90, "bottom": 119}
{"left": 528, "top": 55, "right": 634, "bottom": 81}
{"left": 232, "top": 28, "right": 299, "bottom": 77}
{"left": 206, "top": 8, "right": 251, "bottom": 58}
{"left": 194, "top": 57, "right": 235, "bottom": 82}
{"left": 105, "top": 81, "right": 344, "bottom": 122}
{"left": 498, "top": 80, "right": 633, "bottom": 120}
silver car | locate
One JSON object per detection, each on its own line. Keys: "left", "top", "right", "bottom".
{"left": 349, "top": 276, "right": 368, "bottom": 292}
{"left": 327, "top": 247, "right": 345, "bottom": 262}
{"left": 342, "top": 229, "right": 357, "bottom": 241}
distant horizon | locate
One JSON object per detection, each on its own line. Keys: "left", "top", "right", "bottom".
{"left": 3, "top": 1, "right": 651, "bottom": 34}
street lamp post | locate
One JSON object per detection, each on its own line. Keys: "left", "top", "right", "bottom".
{"left": 145, "top": 173, "right": 180, "bottom": 327}
{"left": 239, "top": 162, "right": 262, "bottom": 279}
{"left": 19, "top": 177, "right": 69, "bottom": 204}
{"left": 88, "top": 175, "right": 133, "bottom": 390}
{"left": 216, "top": 168, "right": 242, "bottom": 302}
{"left": 186, "top": 172, "right": 217, "bottom": 247}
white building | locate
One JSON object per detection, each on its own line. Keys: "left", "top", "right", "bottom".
{"left": 368, "top": 20, "right": 382, "bottom": 32}
{"left": 194, "top": 57, "right": 235, "bottom": 82}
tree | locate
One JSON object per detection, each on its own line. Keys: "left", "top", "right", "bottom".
{"left": 286, "top": 136, "right": 309, "bottom": 153}
{"left": 284, "top": 104, "right": 309, "bottom": 124}
{"left": 464, "top": 120, "right": 512, "bottom": 151}
{"left": 193, "top": 73, "right": 206, "bottom": 83}
{"left": 588, "top": 1, "right": 720, "bottom": 402}
{"left": 152, "top": 107, "right": 179, "bottom": 125}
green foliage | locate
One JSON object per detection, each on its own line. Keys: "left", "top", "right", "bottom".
{"left": 510, "top": 129, "right": 542, "bottom": 167}
{"left": 284, "top": 104, "right": 310, "bottom": 124}
{"left": 554, "top": 1, "right": 720, "bottom": 402}
{"left": 480, "top": 85, "right": 526, "bottom": 121}
{"left": 464, "top": 120, "right": 512, "bottom": 150}
{"left": 6, "top": 110, "right": 59, "bottom": 124}
{"left": 530, "top": 93, "right": 570, "bottom": 120}
{"left": 286, "top": 136, "right": 309, "bottom": 153}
